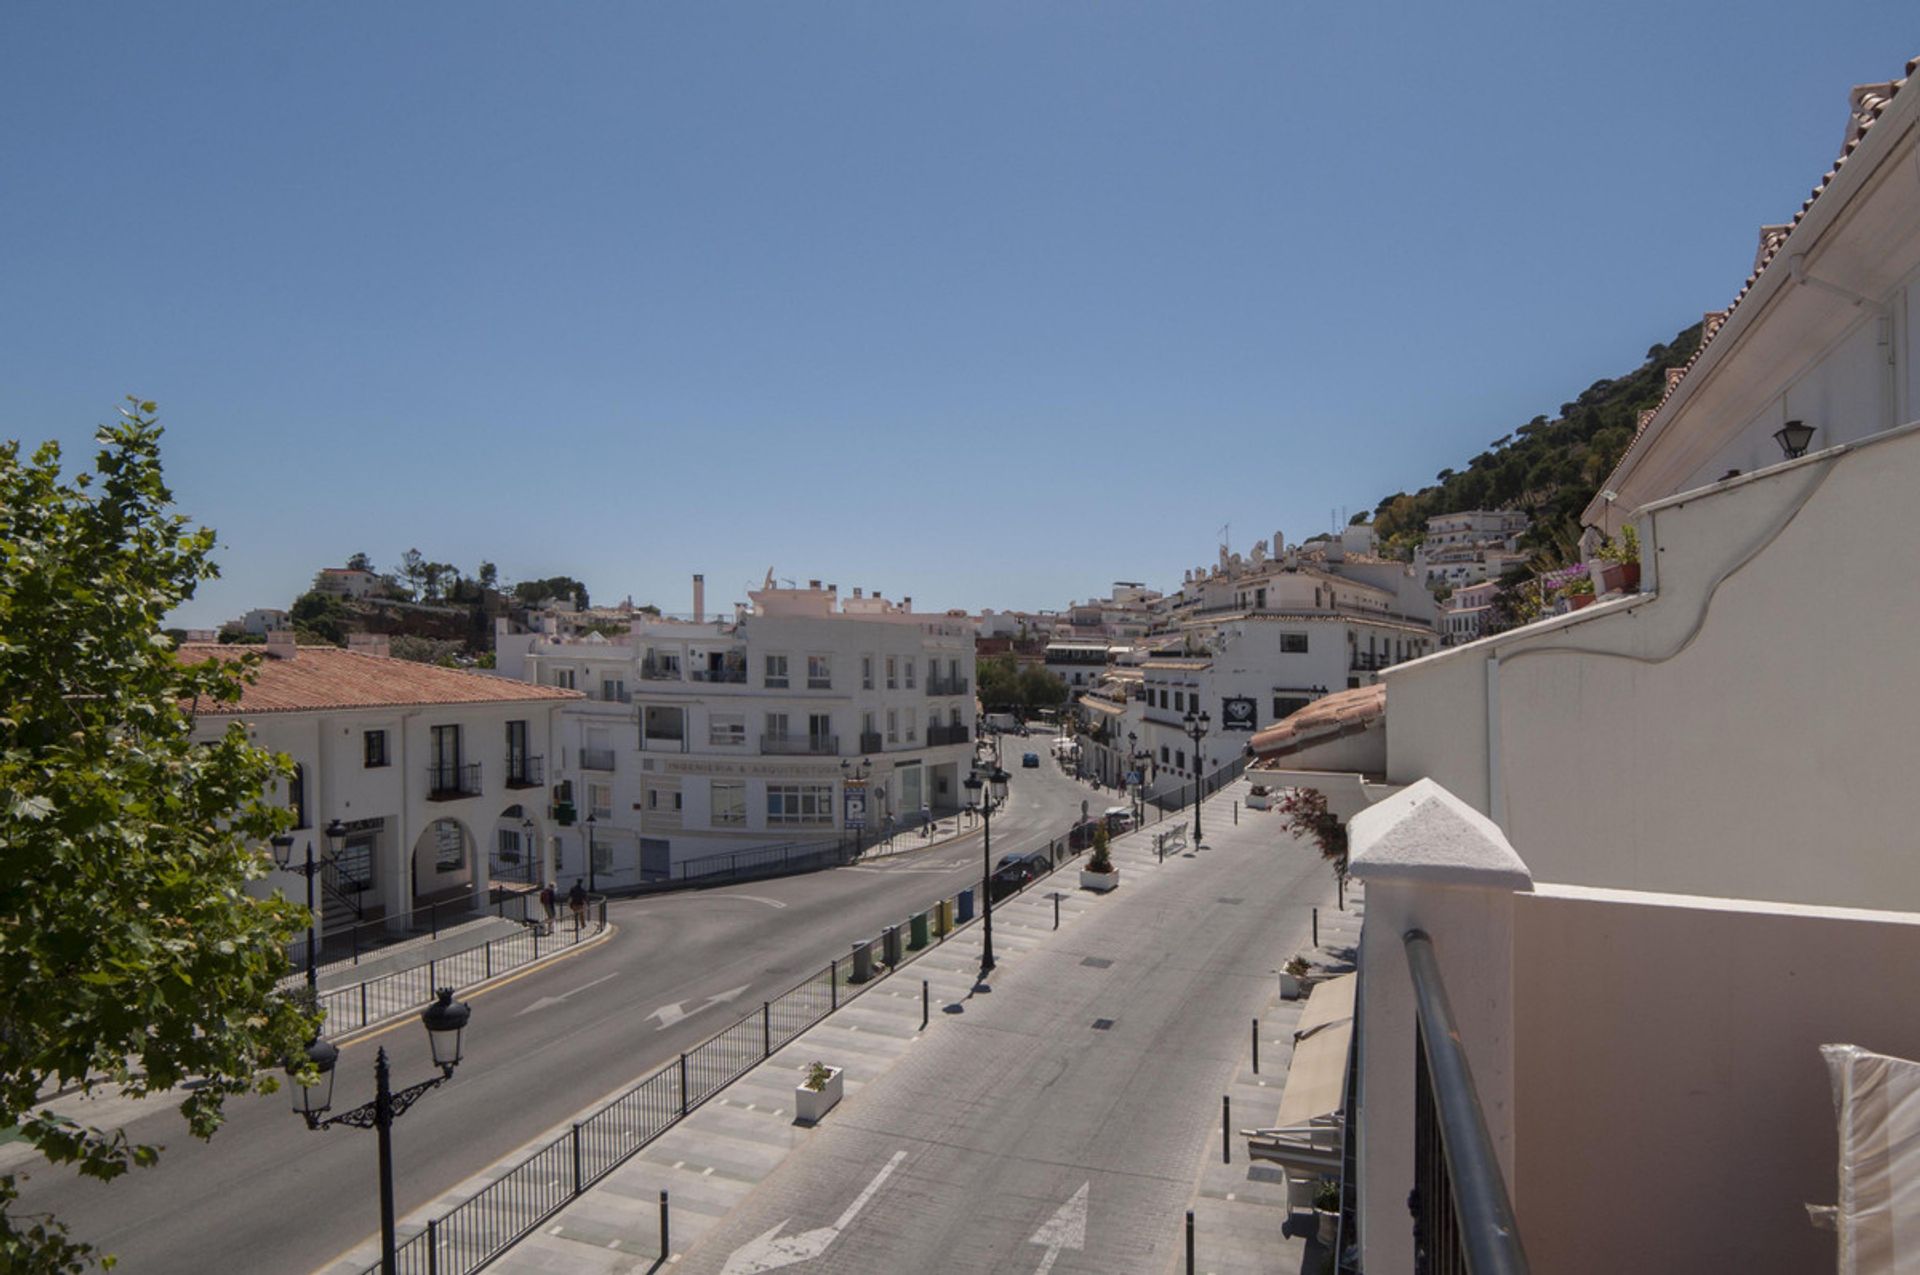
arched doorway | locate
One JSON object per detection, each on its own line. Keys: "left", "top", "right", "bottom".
{"left": 410, "top": 817, "right": 477, "bottom": 909}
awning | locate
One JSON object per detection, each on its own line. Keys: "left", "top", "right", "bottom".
{"left": 1246, "top": 974, "right": 1355, "bottom": 1173}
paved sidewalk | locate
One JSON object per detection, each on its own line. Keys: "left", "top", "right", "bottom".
{"left": 321, "top": 779, "right": 1343, "bottom": 1275}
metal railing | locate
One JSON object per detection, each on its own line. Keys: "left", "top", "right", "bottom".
{"left": 926, "top": 723, "right": 970, "bottom": 746}
{"left": 926, "top": 676, "right": 970, "bottom": 697}
{"left": 580, "top": 748, "right": 616, "bottom": 772}
{"left": 689, "top": 666, "right": 748, "bottom": 683}
{"left": 761, "top": 734, "right": 837, "bottom": 756}
{"left": 860, "top": 730, "right": 884, "bottom": 754}
{"left": 505, "top": 755, "right": 544, "bottom": 788}
{"left": 1406, "top": 929, "right": 1530, "bottom": 1275}
{"left": 312, "top": 896, "right": 608, "bottom": 1040}
{"left": 670, "top": 837, "right": 856, "bottom": 885}
{"left": 638, "top": 661, "right": 681, "bottom": 681}
{"left": 426, "top": 762, "right": 482, "bottom": 800}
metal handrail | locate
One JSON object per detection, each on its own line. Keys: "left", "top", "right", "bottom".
{"left": 1404, "top": 929, "right": 1530, "bottom": 1275}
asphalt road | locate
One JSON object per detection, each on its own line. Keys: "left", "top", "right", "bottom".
{"left": 8, "top": 734, "right": 1109, "bottom": 1274}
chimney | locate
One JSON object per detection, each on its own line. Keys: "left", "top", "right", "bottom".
{"left": 853, "top": 587, "right": 863, "bottom": 599}
{"left": 692, "top": 574, "right": 705, "bottom": 624}
{"left": 265, "top": 630, "right": 299, "bottom": 660}
{"left": 903, "top": 596, "right": 912, "bottom": 612}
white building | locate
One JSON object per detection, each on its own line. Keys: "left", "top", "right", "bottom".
{"left": 1438, "top": 578, "right": 1498, "bottom": 645}
{"left": 311, "top": 566, "right": 382, "bottom": 600}
{"left": 1322, "top": 58, "right": 1920, "bottom": 1275}
{"left": 241, "top": 607, "right": 290, "bottom": 635}
{"left": 497, "top": 576, "right": 976, "bottom": 884}
{"left": 1413, "top": 509, "right": 1529, "bottom": 587}
{"left": 1043, "top": 640, "right": 1111, "bottom": 692}
{"left": 188, "top": 632, "right": 578, "bottom": 953}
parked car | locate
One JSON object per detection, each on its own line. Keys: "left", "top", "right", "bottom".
{"left": 1246, "top": 783, "right": 1275, "bottom": 811}
{"left": 1103, "top": 805, "right": 1136, "bottom": 833}
{"left": 990, "top": 849, "right": 1053, "bottom": 901}
{"left": 1022, "top": 752, "right": 1041, "bottom": 768}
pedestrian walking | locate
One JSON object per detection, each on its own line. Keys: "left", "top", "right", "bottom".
{"left": 568, "top": 879, "right": 587, "bottom": 933}
{"left": 539, "top": 881, "right": 557, "bottom": 930}
{"left": 882, "top": 811, "right": 896, "bottom": 847}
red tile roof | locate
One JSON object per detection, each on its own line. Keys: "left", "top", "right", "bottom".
{"left": 1249, "top": 684, "right": 1385, "bottom": 761}
{"left": 180, "top": 644, "right": 582, "bottom": 714}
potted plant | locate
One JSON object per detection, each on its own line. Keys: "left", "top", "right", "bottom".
{"left": 1564, "top": 576, "right": 1596, "bottom": 610}
{"left": 1591, "top": 526, "right": 1642, "bottom": 595}
{"left": 1281, "top": 954, "right": 1312, "bottom": 1000}
{"left": 793, "top": 1060, "right": 843, "bottom": 1124}
{"left": 1080, "top": 824, "right": 1119, "bottom": 892}
{"left": 1313, "top": 1177, "right": 1341, "bottom": 1246}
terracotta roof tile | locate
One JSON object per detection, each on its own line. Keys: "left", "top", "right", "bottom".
{"left": 181, "top": 644, "right": 583, "bottom": 715}
{"left": 1249, "top": 683, "right": 1385, "bottom": 761}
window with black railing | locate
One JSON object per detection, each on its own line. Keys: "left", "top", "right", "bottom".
{"left": 427, "top": 762, "right": 482, "bottom": 799}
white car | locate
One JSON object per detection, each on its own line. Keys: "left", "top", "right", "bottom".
{"left": 1245, "top": 784, "right": 1276, "bottom": 811}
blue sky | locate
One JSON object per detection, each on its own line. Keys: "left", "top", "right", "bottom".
{"left": 3, "top": 4, "right": 1914, "bottom": 626}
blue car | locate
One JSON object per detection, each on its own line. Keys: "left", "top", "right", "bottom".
{"left": 1021, "top": 752, "right": 1040, "bottom": 768}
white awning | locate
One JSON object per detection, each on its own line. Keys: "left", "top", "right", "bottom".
{"left": 1277, "top": 974, "right": 1356, "bottom": 1127}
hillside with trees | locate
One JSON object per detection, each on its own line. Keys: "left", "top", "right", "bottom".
{"left": 1367, "top": 321, "right": 1704, "bottom": 565}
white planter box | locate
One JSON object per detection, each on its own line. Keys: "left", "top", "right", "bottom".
{"left": 1080, "top": 868, "right": 1119, "bottom": 892}
{"left": 1280, "top": 971, "right": 1304, "bottom": 1000}
{"left": 793, "top": 1065, "right": 843, "bottom": 1124}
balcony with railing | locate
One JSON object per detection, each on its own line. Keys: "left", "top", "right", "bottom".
{"left": 926, "top": 676, "right": 971, "bottom": 697}
{"left": 761, "top": 734, "right": 838, "bottom": 756}
{"left": 426, "top": 762, "right": 482, "bottom": 801}
{"left": 926, "top": 723, "right": 971, "bottom": 747}
{"left": 639, "top": 734, "right": 687, "bottom": 753}
{"left": 639, "top": 659, "right": 682, "bottom": 682}
{"left": 505, "top": 754, "right": 544, "bottom": 789}
{"left": 580, "top": 747, "right": 616, "bottom": 772}
{"left": 860, "top": 730, "right": 884, "bottom": 755}
{"left": 690, "top": 665, "right": 748, "bottom": 683}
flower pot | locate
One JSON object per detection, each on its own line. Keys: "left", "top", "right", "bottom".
{"left": 1280, "top": 971, "right": 1303, "bottom": 1000}
{"left": 1080, "top": 868, "right": 1119, "bottom": 892}
{"left": 1568, "top": 593, "right": 1596, "bottom": 611}
{"left": 1592, "top": 561, "right": 1641, "bottom": 596}
{"left": 793, "top": 1065, "right": 843, "bottom": 1124}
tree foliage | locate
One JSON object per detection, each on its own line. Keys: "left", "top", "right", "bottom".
{"left": 1369, "top": 322, "right": 1705, "bottom": 563}
{"left": 0, "top": 402, "right": 316, "bottom": 1269}
{"left": 1276, "top": 786, "right": 1348, "bottom": 880}
{"left": 513, "top": 575, "right": 589, "bottom": 609}
{"left": 976, "top": 655, "right": 1068, "bottom": 714}
{"left": 289, "top": 588, "right": 351, "bottom": 644}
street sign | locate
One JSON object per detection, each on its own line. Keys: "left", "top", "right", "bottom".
{"left": 1125, "top": 771, "right": 1143, "bottom": 785}
{"left": 844, "top": 787, "right": 868, "bottom": 830}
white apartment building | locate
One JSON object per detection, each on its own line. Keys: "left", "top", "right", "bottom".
{"left": 311, "top": 566, "right": 383, "bottom": 599}
{"left": 1300, "top": 59, "right": 1920, "bottom": 1274}
{"left": 1044, "top": 640, "right": 1111, "bottom": 692}
{"left": 497, "top": 576, "right": 976, "bottom": 886}
{"left": 1439, "top": 577, "right": 1498, "bottom": 645}
{"left": 1413, "top": 508, "right": 1529, "bottom": 586}
{"left": 189, "top": 633, "right": 577, "bottom": 955}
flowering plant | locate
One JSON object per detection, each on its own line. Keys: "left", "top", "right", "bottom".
{"left": 1277, "top": 786, "right": 1347, "bottom": 880}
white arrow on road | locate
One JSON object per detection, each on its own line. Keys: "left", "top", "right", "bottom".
{"left": 514, "top": 971, "right": 620, "bottom": 1016}
{"left": 649, "top": 984, "right": 751, "bottom": 1029}
{"left": 1028, "top": 1182, "right": 1089, "bottom": 1275}
{"left": 722, "top": 1149, "right": 907, "bottom": 1274}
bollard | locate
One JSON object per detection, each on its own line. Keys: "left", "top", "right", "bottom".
{"left": 1312, "top": 906, "right": 1319, "bottom": 949}
{"left": 659, "top": 1189, "right": 670, "bottom": 1261}
{"left": 909, "top": 910, "right": 930, "bottom": 950}
{"left": 1339, "top": 874, "right": 1346, "bottom": 910}
{"left": 1222, "top": 1094, "right": 1231, "bottom": 1163}
{"left": 883, "top": 924, "right": 902, "bottom": 969}
{"left": 1234, "top": 800, "right": 1239, "bottom": 825}
{"left": 921, "top": 979, "right": 929, "bottom": 1030}
{"left": 1186, "top": 1209, "right": 1195, "bottom": 1275}
{"left": 850, "top": 938, "right": 875, "bottom": 984}
{"left": 1054, "top": 892, "right": 1061, "bottom": 930}
{"left": 830, "top": 958, "right": 839, "bottom": 1009}
{"left": 957, "top": 888, "right": 975, "bottom": 924}
{"left": 1252, "top": 1018, "right": 1260, "bottom": 1074}
{"left": 679, "top": 1053, "right": 689, "bottom": 1115}
{"left": 572, "top": 1122, "right": 584, "bottom": 1194}
{"left": 763, "top": 1002, "right": 772, "bottom": 1058}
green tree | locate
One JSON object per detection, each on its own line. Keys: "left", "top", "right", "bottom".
{"left": 976, "top": 654, "right": 1020, "bottom": 711}
{"left": 344, "top": 551, "right": 373, "bottom": 573}
{"left": 476, "top": 561, "right": 499, "bottom": 592}
{"left": 288, "top": 588, "right": 351, "bottom": 645}
{"left": 513, "top": 575, "right": 589, "bottom": 609}
{"left": 0, "top": 402, "right": 316, "bottom": 1270}
{"left": 1015, "top": 665, "right": 1068, "bottom": 713}
{"left": 397, "top": 547, "right": 426, "bottom": 599}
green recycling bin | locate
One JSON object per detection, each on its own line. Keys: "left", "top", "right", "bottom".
{"left": 909, "top": 910, "right": 930, "bottom": 950}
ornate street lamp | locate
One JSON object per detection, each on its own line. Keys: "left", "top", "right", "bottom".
{"left": 289, "top": 987, "right": 474, "bottom": 1274}
{"left": 1183, "top": 708, "right": 1211, "bottom": 847}
{"left": 271, "top": 817, "right": 348, "bottom": 996}
{"left": 841, "top": 757, "right": 873, "bottom": 857}
{"left": 1773, "top": 419, "right": 1816, "bottom": 459}
{"left": 963, "top": 761, "right": 1012, "bottom": 981}
{"left": 583, "top": 812, "right": 597, "bottom": 894}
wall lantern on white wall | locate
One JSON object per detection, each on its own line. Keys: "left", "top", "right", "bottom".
{"left": 1773, "top": 419, "right": 1816, "bottom": 459}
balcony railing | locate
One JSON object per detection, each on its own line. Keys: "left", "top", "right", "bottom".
{"left": 426, "top": 762, "right": 482, "bottom": 801}
{"left": 761, "top": 734, "right": 838, "bottom": 756}
{"left": 505, "top": 755, "right": 544, "bottom": 789}
{"left": 860, "top": 730, "right": 884, "bottom": 755}
{"left": 639, "top": 735, "right": 687, "bottom": 753}
{"left": 1406, "top": 928, "right": 1531, "bottom": 1275}
{"left": 690, "top": 666, "right": 748, "bottom": 683}
{"left": 926, "top": 676, "right": 970, "bottom": 697}
{"left": 926, "top": 723, "right": 971, "bottom": 746}
{"left": 639, "top": 661, "right": 682, "bottom": 681}
{"left": 581, "top": 748, "right": 616, "bottom": 772}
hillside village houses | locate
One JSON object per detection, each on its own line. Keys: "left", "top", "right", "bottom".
{"left": 1438, "top": 577, "right": 1499, "bottom": 645}
{"left": 186, "top": 632, "right": 579, "bottom": 962}
{"left": 1412, "top": 507, "right": 1529, "bottom": 587}
{"left": 1245, "top": 56, "right": 1920, "bottom": 1273}
{"left": 1074, "top": 523, "right": 1438, "bottom": 791}
{"left": 310, "top": 565, "right": 384, "bottom": 600}
{"left": 494, "top": 574, "right": 977, "bottom": 887}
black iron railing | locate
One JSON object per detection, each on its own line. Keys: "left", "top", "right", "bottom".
{"left": 860, "top": 730, "right": 884, "bottom": 754}
{"left": 689, "top": 666, "right": 748, "bottom": 683}
{"left": 505, "top": 755, "right": 544, "bottom": 788}
{"left": 427, "top": 763, "right": 482, "bottom": 800}
{"left": 1406, "top": 929, "right": 1529, "bottom": 1275}
{"left": 927, "top": 723, "right": 970, "bottom": 746}
{"left": 926, "top": 676, "right": 970, "bottom": 697}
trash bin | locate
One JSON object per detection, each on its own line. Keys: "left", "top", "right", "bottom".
{"left": 934, "top": 899, "right": 953, "bottom": 937}
{"left": 909, "top": 910, "right": 930, "bottom": 950}
{"left": 957, "top": 888, "right": 975, "bottom": 924}
{"left": 849, "top": 938, "right": 875, "bottom": 984}
{"left": 883, "top": 924, "right": 902, "bottom": 967}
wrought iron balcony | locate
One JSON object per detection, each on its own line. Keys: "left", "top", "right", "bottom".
{"left": 860, "top": 730, "right": 884, "bottom": 755}
{"left": 926, "top": 676, "right": 971, "bottom": 697}
{"left": 639, "top": 661, "right": 682, "bottom": 681}
{"left": 761, "top": 734, "right": 838, "bottom": 756}
{"left": 426, "top": 762, "right": 482, "bottom": 801}
{"left": 926, "top": 723, "right": 971, "bottom": 746}
{"left": 689, "top": 666, "right": 748, "bottom": 683}
{"left": 505, "top": 755, "right": 544, "bottom": 789}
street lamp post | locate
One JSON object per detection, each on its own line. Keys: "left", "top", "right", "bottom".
{"left": 583, "top": 813, "right": 597, "bottom": 894}
{"left": 963, "top": 762, "right": 1011, "bottom": 982}
{"left": 272, "top": 818, "right": 348, "bottom": 997}
{"left": 1183, "top": 708, "right": 1211, "bottom": 847}
{"left": 521, "top": 816, "right": 536, "bottom": 886}
{"left": 289, "top": 988, "right": 473, "bottom": 1275}
{"left": 841, "top": 757, "right": 872, "bottom": 857}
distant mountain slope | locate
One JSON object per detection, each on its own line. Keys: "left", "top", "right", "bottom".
{"left": 1369, "top": 321, "right": 1705, "bottom": 563}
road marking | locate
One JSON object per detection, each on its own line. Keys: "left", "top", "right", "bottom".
{"left": 721, "top": 1149, "right": 907, "bottom": 1274}
{"left": 515, "top": 971, "right": 621, "bottom": 1016}
{"left": 629, "top": 894, "right": 787, "bottom": 911}
{"left": 1028, "top": 1182, "right": 1089, "bottom": 1275}
{"left": 650, "top": 984, "right": 751, "bottom": 1029}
